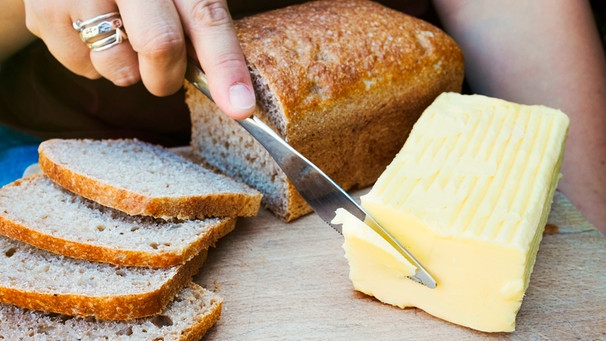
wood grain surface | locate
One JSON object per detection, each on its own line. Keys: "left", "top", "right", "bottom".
{"left": 195, "top": 191, "right": 606, "bottom": 340}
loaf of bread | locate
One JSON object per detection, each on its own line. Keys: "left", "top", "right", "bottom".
{"left": 38, "top": 138, "right": 262, "bottom": 220}
{"left": 186, "top": 0, "right": 464, "bottom": 221}
{"left": 0, "top": 232, "right": 207, "bottom": 320}
{"left": 0, "top": 282, "right": 222, "bottom": 341}
{"left": 0, "top": 175, "right": 235, "bottom": 267}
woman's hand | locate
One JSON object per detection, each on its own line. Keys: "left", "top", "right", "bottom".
{"left": 23, "top": 0, "right": 255, "bottom": 119}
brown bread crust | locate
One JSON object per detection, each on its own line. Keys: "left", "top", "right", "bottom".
{"left": 37, "top": 140, "right": 262, "bottom": 220}
{"left": 238, "top": 0, "right": 464, "bottom": 185}
{"left": 0, "top": 282, "right": 223, "bottom": 340}
{"left": 0, "top": 180, "right": 236, "bottom": 267}
{"left": 188, "top": 0, "right": 464, "bottom": 221}
{"left": 0, "top": 249, "right": 208, "bottom": 321}
{"left": 176, "top": 285, "right": 223, "bottom": 341}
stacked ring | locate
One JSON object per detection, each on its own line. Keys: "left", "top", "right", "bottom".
{"left": 73, "top": 12, "right": 128, "bottom": 52}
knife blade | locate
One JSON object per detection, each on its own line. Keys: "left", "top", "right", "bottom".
{"left": 185, "top": 62, "right": 437, "bottom": 289}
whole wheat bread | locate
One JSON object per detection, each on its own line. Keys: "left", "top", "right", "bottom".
{"left": 0, "top": 234, "right": 207, "bottom": 320}
{"left": 0, "top": 175, "right": 236, "bottom": 267}
{"left": 186, "top": 0, "right": 465, "bottom": 221}
{"left": 38, "top": 138, "right": 262, "bottom": 220}
{"left": 0, "top": 282, "right": 221, "bottom": 341}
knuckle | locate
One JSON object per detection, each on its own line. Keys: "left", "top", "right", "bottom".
{"left": 191, "top": 0, "right": 232, "bottom": 28}
{"left": 209, "top": 52, "right": 246, "bottom": 71}
{"left": 135, "top": 26, "right": 184, "bottom": 62}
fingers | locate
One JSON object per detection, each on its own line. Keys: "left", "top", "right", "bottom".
{"left": 24, "top": 0, "right": 185, "bottom": 94}
{"left": 174, "top": 0, "right": 255, "bottom": 119}
{"left": 24, "top": 0, "right": 139, "bottom": 84}
{"left": 23, "top": 0, "right": 99, "bottom": 78}
{"left": 115, "top": 0, "right": 186, "bottom": 95}
{"left": 24, "top": 0, "right": 253, "bottom": 111}
{"left": 82, "top": 8, "right": 140, "bottom": 87}
{"left": 84, "top": 0, "right": 186, "bottom": 94}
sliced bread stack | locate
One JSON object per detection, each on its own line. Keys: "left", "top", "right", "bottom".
{"left": 0, "top": 138, "right": 262, "bottom": 340}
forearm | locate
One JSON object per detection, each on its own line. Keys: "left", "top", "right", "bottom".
{"left": 434, "top": 0, "right": 606, "bottom": 235}
{"left": 0, "top": 0, "right": 36, "bottom": 62}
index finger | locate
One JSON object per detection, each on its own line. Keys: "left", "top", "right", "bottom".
{"left": 174, "top": 0, "right": 255, "bottom": 120}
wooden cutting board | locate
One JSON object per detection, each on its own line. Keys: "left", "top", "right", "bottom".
{"left": 195, "top": 191, "right": 606, "bottom": 340}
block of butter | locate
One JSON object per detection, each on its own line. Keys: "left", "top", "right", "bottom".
{"left": 333, "top": 92, "right": 569, "bottom": 332}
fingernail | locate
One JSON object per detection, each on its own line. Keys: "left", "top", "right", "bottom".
{"left": 229, "top": 84, "right": 255, "bottom": 110}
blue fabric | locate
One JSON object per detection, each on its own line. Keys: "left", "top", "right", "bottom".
{"left": 0, "top": 125, "right": 42, "bottom": 187}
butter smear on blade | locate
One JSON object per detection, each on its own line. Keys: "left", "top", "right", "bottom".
{"left": 334, "top": 92, "right": 569, "bottom": 332}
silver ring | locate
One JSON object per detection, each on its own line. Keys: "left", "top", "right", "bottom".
{"left": 79, "top": 18, "right": 123, "bottom": 43}
{"left": 73, "top": 11, "right": 128, "bottom": 51}
{"left": 72, "top": 12, "right": 120, "bottom": 31}
{"left": 87, "top": 28, "right": 128, "bottom": 52}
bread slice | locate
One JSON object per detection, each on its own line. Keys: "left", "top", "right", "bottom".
{"left": 38, "top": 138, "right": 262, "bottom": 220}
{"left": 186, "top": 0, "right": 464, "bottom": 221}
{"left": 0, "top": 282, "right": 222, "bottom": 340}
{"left": 0, "top": 233, "right": 207, "bottom": 320}
{"left": 0, "top": 175, "right": 236, "bottom": 267}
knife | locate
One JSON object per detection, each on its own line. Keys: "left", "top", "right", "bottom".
{"left": 185, "top": 62, "right": 437, "bottom": 289}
